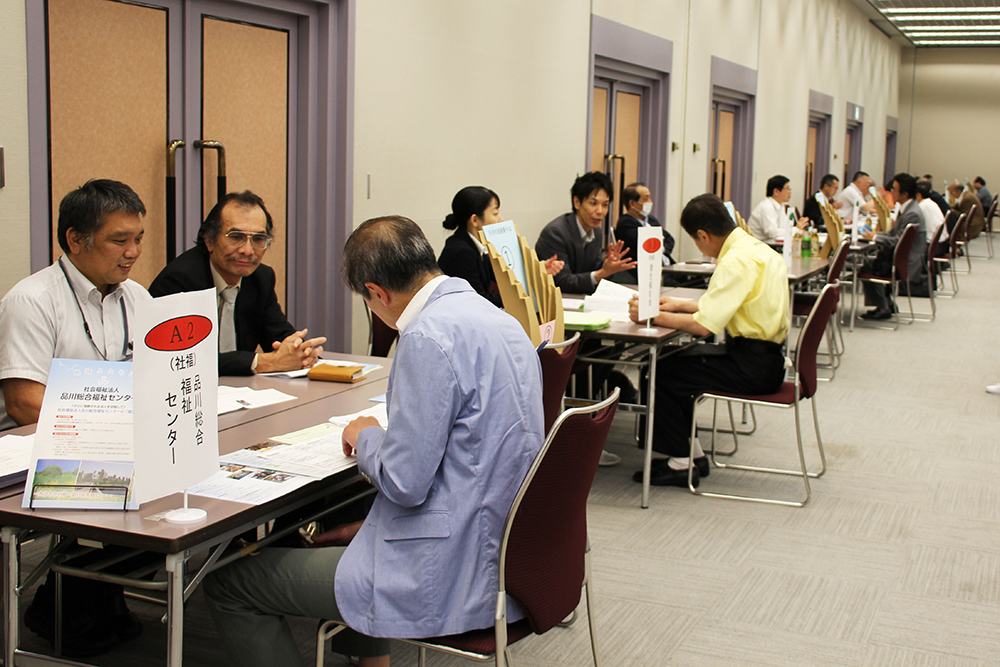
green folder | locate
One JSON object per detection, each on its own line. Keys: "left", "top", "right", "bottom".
{"left": 563, "top": 312, "right": 612, "bottom": 330}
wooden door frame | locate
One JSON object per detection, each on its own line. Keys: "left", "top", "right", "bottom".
{"left": 26, "top": 0, "right": 356, "bottom": 352}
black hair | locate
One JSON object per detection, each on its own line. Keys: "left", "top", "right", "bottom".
{"left": 570, "top": 171, "right": 614, "bottom": 211}
{"left": 891, "top": 173, "right": 917, "bottom": 199}
{"left": 623, "top": 182, "right": 646, "bottom": 208}
{"left": 680, "top": 194, "right": 737, "bottom": 238}
{"left": 922, "top": 174, "right": 934, "bottom": 181}
{"left": 820, "top": 174, "right": 839, "bottom": 189}
{"left": 851, "top": 171, "right": 869, "bottom": 184}
{"left": 343, "top": 216, "right": 441, "bottom": 299}
{"left": 975, "top": 176, "right": 987, "bottom": 187}
{"left": 442, "top": 186, "right": 499, "bottom": 231}
{"left": 766, "top": 175, "right": 789, "bottom": 198}
{"left": 57, "top": 179, "right": 146, "bottom": 253}
{"left": 197, "top": 191, "right": 274, "bottom": 247}
{"left": 916, "top": 180, "right": 932, "bottom": 199}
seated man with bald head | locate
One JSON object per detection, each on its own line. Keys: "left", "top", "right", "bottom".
{"left": 150, "top": 191, "right": 325, "bottom": 376}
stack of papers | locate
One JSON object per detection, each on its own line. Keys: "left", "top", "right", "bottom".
{"left": 582, "top": 280, "right": 635, "bottom": 322}
{"left": 564, "top": 312, "right": 612, "bottom": 330}
{"left": 217, "top": 386, "right": 296, "bottom": 415}
{"left": 0, "top": 434, "right": 34, "bottom": 488}
{"left": 329, "top": 403, "right": 389, "bottom": 428}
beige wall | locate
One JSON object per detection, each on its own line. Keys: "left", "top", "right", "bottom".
{"left": 0, "top": 0, "right": 31, "bottom": 297}
{"left": 897, "top": 47, "right": 1000, "bottom": 189}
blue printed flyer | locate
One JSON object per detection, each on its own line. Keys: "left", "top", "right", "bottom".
{"left": 22, "top": 359, "right": 137, "bottom": 510}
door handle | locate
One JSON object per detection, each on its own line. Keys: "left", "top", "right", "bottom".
{"left": 166, "top": 140, "right": 185, "bottom": 262}
{"left": 194, "top": 139, "right": 227, "bottom": 203}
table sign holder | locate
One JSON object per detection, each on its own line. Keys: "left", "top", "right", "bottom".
{"left": 133, "top": 289, "right": 220, "bottom": 521}
{"left": 817, "top": 198, "right": 844, "bottom": 258}
{"left": 480, "top": 223, "right": 565, "bottom": 346}
{"left": 636, "top": 226, "right": 663, "bottom": 334}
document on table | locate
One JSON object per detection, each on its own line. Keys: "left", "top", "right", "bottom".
{"left": 269, "top": 422, "right": 343, "bottom": 445}
{"left": 187, "top": 463, "right": 313, "bottom": 505}
{"left": 0, "top": 434, "right": 35, "bottom": 488}
{"left": 217, "top": 386, "right": 296, "bottom": 415}
{"left": 328, "top": 403, "right": 388, "bottom": 428}
{"left": 220, "top": 434, "right": 356, "bottom": 480}
{"left": 583, "top": 280, "right": 636, "bottom": 322}
{"left": 258, "top": 359, "right": 382, "bottom": 379}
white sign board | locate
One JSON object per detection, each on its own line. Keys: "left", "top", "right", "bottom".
{"left": 132, "top": 289, "right": 220, "bottom": 505}
{"left": 724, "top": 201, "right": 738, "bottom": 223}
{"left": 23, "top": 359, "right": 137, "bottom": 509}
{"left": 637, "top": 226, "right": 663, "bottom": 321}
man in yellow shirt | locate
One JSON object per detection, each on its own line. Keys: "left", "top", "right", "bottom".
{"left": 629, "top": 194, "right": 789, "bottom": 488}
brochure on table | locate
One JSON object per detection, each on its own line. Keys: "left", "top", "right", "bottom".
{"left": 482, "top": 220, "right": 529, "bottom": 293}
{"left": 22, "top": 359, "right": 138, "bottom": 509}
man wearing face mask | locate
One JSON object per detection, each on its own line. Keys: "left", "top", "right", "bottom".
{"left": 615, "top": 182, "right": 675, "bottom": 283}
{"left": 150, "top": 191, "right": 326, "bottom": 376}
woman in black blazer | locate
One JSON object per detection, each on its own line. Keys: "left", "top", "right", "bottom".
{"left": 437, "top": 186, "right": 505, "bottom": 307}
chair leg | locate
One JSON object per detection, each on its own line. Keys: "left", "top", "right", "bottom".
{"left": 791, "top": 399, "right": 812, "bottom": 506}
{"left": 584, "top": 550, "right": 602, "bottom": 667}
{"left": 810, "top": 396, "right": 827, "bottom": 478}
{"left": 419, "top": 645, "right": 427, "bottom": 667}
{"left": 316, "top": 621, "right": 346, "bottom": 667}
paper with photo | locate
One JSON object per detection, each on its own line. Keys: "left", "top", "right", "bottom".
{"left": 187, "top": 463, "right": 313, "bottom": 505}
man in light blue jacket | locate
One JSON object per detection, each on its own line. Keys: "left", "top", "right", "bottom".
{"left": 205, "top": 215, "right": 545, "bottom": 667}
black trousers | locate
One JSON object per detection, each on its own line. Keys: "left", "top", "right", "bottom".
{"left": 652, "top": 337, "right": 786, "bottom": 458}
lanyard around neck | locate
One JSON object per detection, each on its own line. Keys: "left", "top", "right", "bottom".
{"left": 59, "top": 259, "right": 131, "bottom": 361}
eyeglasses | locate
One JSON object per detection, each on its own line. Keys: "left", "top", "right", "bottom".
{"left": 222, "top": 230, "right": 272, "bottom": 249}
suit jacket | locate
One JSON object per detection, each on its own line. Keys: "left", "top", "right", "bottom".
{"left": 336, "top": 278, "right": 544, "bottom": 638}
{"left": 801, "top": 194, "right": 825, "bottom": 231}
{"left": 149, "top": 245, "right": 296, "bottom": 376}
{"left": 437, "top": 228, "right": 502, "bottom": 307}
{"left": 534, "top": 212, "right": 603, "bottom": 294}
{"left": 929, "top": 190, "right": 950, "bottom": 218}
{"left": 615, "top": 213, "right": 675, "bottom": 281}
{"left": 876, "top": 198, "right": 927, "bottom": 280}
{"left": 954, "top": 190, "right": 986, "bottom": 239}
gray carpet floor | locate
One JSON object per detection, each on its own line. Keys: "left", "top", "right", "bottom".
{"left": 9, "top": 235, "right": 1000, "bottom": 666}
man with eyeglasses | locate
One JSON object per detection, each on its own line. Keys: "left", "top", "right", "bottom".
{"left": 150, "top": 191, "right": 325, "bottom": 376}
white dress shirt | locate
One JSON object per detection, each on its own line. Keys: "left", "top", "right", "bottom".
{"left": 747, "top": 197, "right": 786, "bottom": 242}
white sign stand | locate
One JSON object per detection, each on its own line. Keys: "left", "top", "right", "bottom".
{"left": 133, "top": 289, "right": 220, "bottom": 523}
{"left": 782, "top": 207, "right": 793, "bottom": 267}
{"left": 637, "top": 227, "right": 663, "bottom": 333}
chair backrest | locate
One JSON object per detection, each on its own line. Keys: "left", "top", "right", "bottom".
{"left": 538, "top": 332, "right": 581, "bottom": 435}
{"left": 795, "top": 283, "right": 838, "bottom": 400}
{"left": 928, "top": 221, "right": 945, "bottom": 278}
{"left": 892, "top": 223, "right": 919, "bottom": 281}
{"left": 986, "top": 198, "right": 997, "bottom": 233}
{"left": 950, "top": 213, "right": 968, "bottom": 254}
{"left": 501, "top": 389, "right": 620, "bottom": 635}
{"left": 367, "top": 307, "right": 398, "bottom": 357}
{"left": 943, "top": 209, "right": 958, "bottom": 235}
{"left": 826, "top": 238, "right": 851, "bottom": 284}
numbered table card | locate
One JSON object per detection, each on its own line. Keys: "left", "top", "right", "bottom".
{"left": 132, "top": 289, "right": 220, "bottom": 505}
{"left": 23, "top": 359, "right": 137, "bottom": 509}
{"left": 637, "top": 226, "right": 663, "bottom": 322}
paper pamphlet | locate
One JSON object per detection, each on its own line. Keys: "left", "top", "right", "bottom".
{"left": 22, "top": 359, "right": 138, "bottom": 510}
{"left": 724, "top": 201, "right": 737, "bottom": 222}
{"left": 328, "top": 403, "right": 389, "bottom": 428}
{"left": 0, "top": 434, "right": 34, "bottom": 488}
{"left": 217, "top": 386, "right": 296, "bottom": 415}
{"left": 483, "top": 220, "right": 529, "bottom": 291}
{"left": 259, "top": 359, "right": 381, "bottom": 380}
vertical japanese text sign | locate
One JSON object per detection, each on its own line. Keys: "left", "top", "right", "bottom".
{"left": 132, "top": 289, "right": 220, "bottom": 505}
{"left": 637, "top": 227, "right": 663, "bottom": 321}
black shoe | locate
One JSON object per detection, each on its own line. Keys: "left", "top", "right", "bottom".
{"left": 632, "top": 461, "right": 700, "bottom": 488}
{"left": 24, "top": 588, "right": 120, "bottom": 658}
{"left": 606, "top": 371, "right": 637, "bottom": 404}
{"left": 635, "top": 456, "right": 710, "bottom": 480}
{"left": 861, "top": 308, "right": 892, "bottom": 321}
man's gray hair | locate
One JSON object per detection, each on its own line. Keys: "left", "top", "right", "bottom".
{"left": 342, "top": 216, "right": 441, "bottom": 299}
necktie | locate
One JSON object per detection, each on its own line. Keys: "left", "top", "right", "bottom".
{"left": 219, "top": 286, "right": 238, "bottom": 353}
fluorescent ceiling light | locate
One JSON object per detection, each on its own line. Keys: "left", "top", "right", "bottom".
{"left": 892, "top": 15, "right": 1000, "bottom": 22}
{"left": 901, "top": 25, "right": 1000, "bottom": 31}
{"left": 912, "top": 39, "right": 1000, "bottom": 45}
{"left": 908, "top": 32, "right": 1000, "bottom": 37}
{"left": 881, "top": 7, "right": 1000, "bottom": 15}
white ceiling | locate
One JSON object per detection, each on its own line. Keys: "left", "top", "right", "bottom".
{"left": 850, "top": 0, "right": 1000, "bottom": 47}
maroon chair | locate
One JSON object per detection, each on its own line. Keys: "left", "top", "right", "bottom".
{"left": 538, "top": 332, "right": 581, "bottom": 435}
{"left": 366, "top": 306, "right": 398, "bottom": 357}
{"left": 793, "top": 238, "right": 849, "bottom": 375}
{"left": 686, "top": 284, "right": 837, "bottom": 507}
{"left": 318, "top": 390, "right": 621, "bottom": 667}
{"left": 857, "top": 223, "right": 919, "bottom": 330}
{"left": 936, "top": 212, "right": 968, "bottom": 296}
{"left": 913, "top": 221, "right": 945, "bottom": 322}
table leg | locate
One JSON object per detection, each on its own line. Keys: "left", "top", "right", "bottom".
{"left": 165, "top": 551, "right": 186, "bottom": 667}
{"left": 642, "top": 344, "right": 657, "bottom": 509}
{"left": 3, "top": 527, "right": 21, "bottom": 667}
{"left": 851, "top": 255, "right": 859, "bottom": 331}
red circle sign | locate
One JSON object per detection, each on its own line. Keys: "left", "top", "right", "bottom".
{"left": 642, "top": 238, "right": 662, "bottom": 253}
{"left": 144, "top": 315, "right": 214, "bottom": 352}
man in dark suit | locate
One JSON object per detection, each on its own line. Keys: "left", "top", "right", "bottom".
{"left": 921, "top": 174, "right": 951, "bottom": 218}
{"left": 801, "top": 174, "right": 845, "bottom": 231}
{"left": 150, "top": 191, "right": 325, "bottom": 376}
{"left": 615, "top": 182, "right": 675, "bottom": 282}
{"left": 860, "top": 173, "right": 927, "bottom": 320}
{"left": 534, "top": 171, "right": 636, "bottom": 295}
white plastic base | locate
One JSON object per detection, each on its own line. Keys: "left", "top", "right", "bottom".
{"left": 636, "top": 327, "right": 659, "bottom": 334}
{"left": 163, "top": 507, "right": 208, "bottom": 524}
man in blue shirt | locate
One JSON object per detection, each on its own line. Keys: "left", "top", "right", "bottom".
{"left": 205, "top": 216, "right": 545, "bottom": 667}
